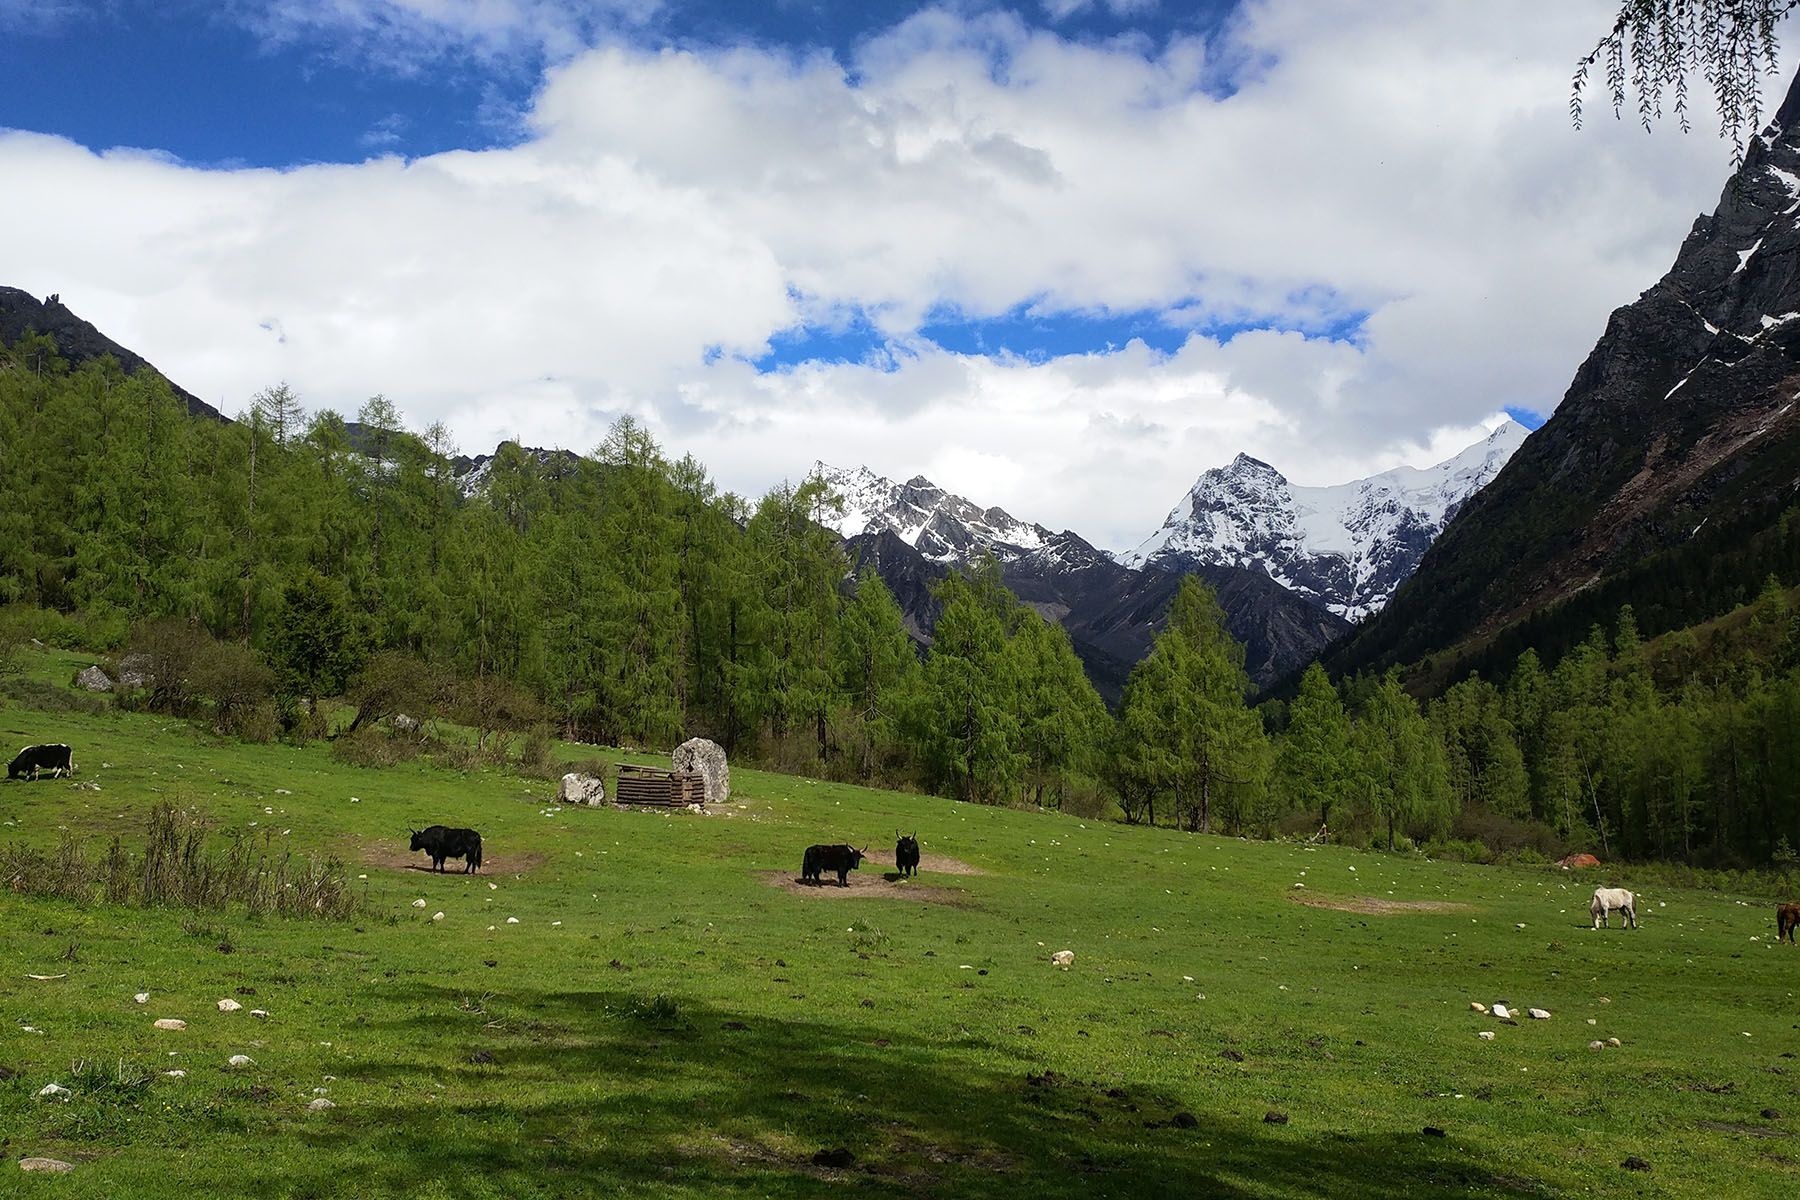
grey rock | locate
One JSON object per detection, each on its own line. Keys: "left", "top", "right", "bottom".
{"left": 558, "top": 772, "right": 606, "bottom": 807}
{"left": 672, "top": 738, "right": 729, "bottom": 804}
{"left": 75, "top": 665, "right": 112, "bottom": 692}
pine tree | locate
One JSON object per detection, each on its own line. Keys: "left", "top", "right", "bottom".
{"left": 1117, "top": 577, "right": 1269, "bottom": 833}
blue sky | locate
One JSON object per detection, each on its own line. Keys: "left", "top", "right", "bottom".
{"left": 0, "top": 2, "right": 1750, "bottom": 546}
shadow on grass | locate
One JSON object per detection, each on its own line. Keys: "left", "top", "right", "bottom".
{"left": 241, "top": 983, "right": 1542, "bottom": 1200}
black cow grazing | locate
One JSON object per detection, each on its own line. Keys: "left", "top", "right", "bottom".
{"left": 8, "top": 743, "right": 73, "bottom": 781}
{"left": 895, "top": 832, "right": 920, "bottom": 878}
{"left": 802, "top": 843, "right": 866, "bottom": 887}
{"left": 409, "top": 825, "right": 483, "bottom": 873}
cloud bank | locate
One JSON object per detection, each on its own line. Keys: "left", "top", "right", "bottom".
{"left": 0, "top": 1, "right": 1763, "bottom": 551}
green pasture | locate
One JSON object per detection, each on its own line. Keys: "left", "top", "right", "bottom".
{"left": 1, "top": 651, "right": 1796, "bottom": 1197}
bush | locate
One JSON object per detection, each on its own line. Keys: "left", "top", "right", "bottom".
{"left": 517, "top": 724, "right": 557, "bottom": 778}
{"left": 1422, "top": 838, "right": 1495, "bottom": 865}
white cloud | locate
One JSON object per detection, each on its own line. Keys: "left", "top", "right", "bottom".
{"left": 0, "top": 1, "right": 1780, "bottom": 551}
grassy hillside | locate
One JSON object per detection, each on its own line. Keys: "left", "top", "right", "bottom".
{"left": 2, "top": 651, "right": 1797, "bottom": 1198}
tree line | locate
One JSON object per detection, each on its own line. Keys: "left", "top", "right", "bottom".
{"left": 3, "top": 340, "right": 1798, "bottom": 867}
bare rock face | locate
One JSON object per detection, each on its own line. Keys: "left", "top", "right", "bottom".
{"left": 672, "top": 737, "right": 729, "bottom": 804}
{"left": 558, "top": 772, "right": 606, "bottom": 807}
{"left": 76, "top": 665, "right": 112, "bottom": 692}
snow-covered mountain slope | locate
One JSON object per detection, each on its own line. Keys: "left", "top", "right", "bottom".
{"left": 811, "top": 463, "right": 1056, "bottom": 563}
{"left": 1121, "top": 421, "right": 1529, "bottom": 622}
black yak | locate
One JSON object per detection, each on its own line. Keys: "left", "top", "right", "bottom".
{"left": 802, "top": 843, "right": 865, "bottom": 887}
{"left": 409, "top": 825, "right": 483, "bottom": 873}
{"left": 8, "top": 743, "right": 73, "bottom": 781}
{"left": 895, "top": 832, "right": 920, "bottom": 878}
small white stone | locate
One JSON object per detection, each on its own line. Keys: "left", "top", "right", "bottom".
{"left": 488, "top": 882, "right": 497, "bottom": 890}
{"left": 307, "top": 1097, "right": 336, "bottom": 1111}
{"left": 163, "top": 1069, "right": 186, "bottom": 1078}
{"left": 1528, "top": 1008, "right": 1551, "bottom": 1020}
{"left": 1607, "top": 1037, "right": 1622, "bottom": 1047}
{"left": 250, "top": 1010, "right": 269, "bottom": 1020}
{"left": 218, "top": 998, "right": 243, "bottom": 1012}
{"left": 227, "top": 1055, "right": 255, "bottom": 1067}
{"left": 1491, "top": 1004, "right": 1512, "bottom": 1019}
{"left": 1588, "top": 1040, "right": 1605, "bottom": 1051}
{"left": 432, "top": 912, "right": 445, "bottom": 922}
{"left": 1051, "top": 950, "right": 1074, "bottom": 967}
{"left": 37, "top": 1083, "right": 72, "bottom": 1100}
{"left": 412, "top": 899, "right": 427, "bottom": 908}
{"left": 506, "top": 917, "right": 519, "bottom": 924}
{"left": 153, "top": 1018, "right": 188, "bottom": 1031}
{"left": 1471, "top": 1002, "right": 1487, "bottom": 1013}
{"left": 1477, "top": 1031, "right": 1496, "bottom": 1041}
{"left": 134, "top": 992, "right": 150, "bottom": 1004}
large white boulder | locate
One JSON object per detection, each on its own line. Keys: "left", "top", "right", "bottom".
{"left": 558, "top": 772, "right": 606, "bottom": 807}
{"left": 672, "top": 737, "right": 729, "bottom": 804}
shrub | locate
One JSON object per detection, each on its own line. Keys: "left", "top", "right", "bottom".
{"left": 518, "top": 724, "right": 557, "bottom": 778}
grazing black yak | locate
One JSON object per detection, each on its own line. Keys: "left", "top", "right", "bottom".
{"left": 8, "top": 743, "right": 73, "bottom": 780}
{"left": 895, "top": 832, "right": 920, "bottom": 878}
{"left": 1779, "top": 903, "right": 1800, "bottom": 944}
{"left": 409, "top": 825, "right": 483, "bottom": 873}
{"left": 802, "top": 843, "right": 865, "bottom": 887}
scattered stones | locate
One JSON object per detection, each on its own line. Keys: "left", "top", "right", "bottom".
{"left": 1589, "top": 1041, "right": 1606, "bottom": 1051}
{"left": 36, "top": 1083, "right": 71, "bottom": 1101}
{"left": 506, "top": 917, "right": 519, "bottom": 924}
{"left": 134, "top": 992, "right": 150, "bottom": 1004}
{"left": 19, "top": 1158, "right": 74, "bottom": 1174}
{"left": 412, "top": 899, "right": 427, "bottom": 909}
{"left": 1051, "top": 950, "right": 1074, "bottom": 967}
{"left": 432, "top": 912, "right": 445, "bottom": 922}
{"left": 227, "top": 1055, "right": 255, "bottom": 1068}
{"left": 1470, "top": 1002, "right": 1487, "bottom": 1013}
{"left": 250, "top": 1010, "right": 269, "bottom": 1020}
{"left": 307, "top": 1097, "right": 336, "bottom": 1111}
{"left": 1622, "top": 1156, "right": 1651, "bottom": 1172}
{"left": 218, "top": 998, "right": 243, "bottom": 1012}
{"left": 1263, "top": 1111, "right": 1289, "bottom": 1125}
{"left": 1491, "top": 1004, "right": 1512, "bottom": 1019}
{"left": 163, "top": 1069, "right": 186, "bottom": 1078}
{"left": 1478, "top": 1031, "right": 1496, "bottom": 1041}
{"left": 1528, "top": 1008, "right": 1551, "bottom": 1020}
{"left": 76, "top": 664, "right": 113, "bottom": 692}
{"left": 1607, "top": 1037, "right": 1622, "bottom": 1047}
{"left": 152, "top": 1018, "right": 187, "bottom": 1031}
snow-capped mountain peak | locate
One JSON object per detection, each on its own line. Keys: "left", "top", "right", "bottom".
{"left": 1121, "top": 421, "right": 1529, "bottom": 621}
{"left": 811, "top": 462, "right": 1054, "bottom": 564}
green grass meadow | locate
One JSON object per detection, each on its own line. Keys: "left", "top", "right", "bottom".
{"left": 2, "top": 651, "right": 1797, "bottom": 1197}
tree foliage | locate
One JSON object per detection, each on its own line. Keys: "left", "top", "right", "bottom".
{"left": 1575, "top": 0, "right": 1800, "bottom": 156}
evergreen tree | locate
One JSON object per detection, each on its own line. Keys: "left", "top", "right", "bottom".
{"left": 1279, "top": 662, "right": 1355, "bottom": 832}
{"left": 1116, "top": 577, "right": 1269, "bottom": 833}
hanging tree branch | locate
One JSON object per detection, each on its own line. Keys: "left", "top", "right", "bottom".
{"left": 1573, "top": 0, "right": 1800, "bottom": 159}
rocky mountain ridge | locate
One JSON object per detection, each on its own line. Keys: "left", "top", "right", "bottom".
{"left": 1327, "top": 66, "right": 1800, "bottom": 683}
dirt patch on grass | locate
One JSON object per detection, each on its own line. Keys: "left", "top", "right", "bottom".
{"left": 858, "top": 847, "right": 983, "bottom": 876}
{"left": 359, "top": 844, "right": 549, "bottom": 877}
{"left": 760, "top": 870, "right": 976, "bottom": 907}
{"left": 1286, "top": 892, "right": 1476, "bottom": 916}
